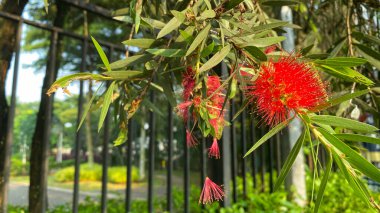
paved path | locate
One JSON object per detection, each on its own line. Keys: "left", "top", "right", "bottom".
{"left": 8, "top": 175, "right": 173, "bottom": 208}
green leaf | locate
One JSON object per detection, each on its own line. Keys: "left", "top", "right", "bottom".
{"left": 186, "top": 24, "right": 211, "bottom": 56}
{"left": 332, "top": 152, "right": 371, "bottom": 204}
{"left": 229, "top": 78, "right": 237, "bottom": 99}
{"left": 146, "top": 49, "right": 186, "bottom": 57}
{"left": 78, "top": 84, "right": 103, "bottom": 131}
{"left": 334, "top": 134, "right": 380, "bottom": 145}
{"left": 352, "top": 31, "right": 380, "bottom": 46}
{"left": 314, "top": 151, "right": 332, "bottom": 213}
{"left": 310, "top": 89, "right": 369, "bottom": 112}
{"left": 179, "top": 29, "right": 194, "bottom": 44}
{"left": 244, "top": 119, "right": 291, "bottom": 157}
{"left": 102, "top": 70, "right": 144, "bottom": 80}
{"left": 328, "top": 38, "right": 346, "bottom": 58}
{"left": 222, "top": 0, "right": 245, "bottom": 11}
{"left": 319, "top": 65, "right": 374, "bottom": 86}
{"left": 274, "top": 129, "right": 306, "bottom": 191}
{"left": 243, "top": 46, "right": 267, "bottom": 61}
{"left": 355, "top": 44, "right": 380, "bottom": 70}
{"left": 158, "top": 74, "right": 177, "bottom": 107}
{"left": 262, "top": 0, "right": 299, "bottom": 6}
{"left": 157, "top": 16, "right": 182, "bottom": 39}
{"left": 201, "top": 41, "right": 215, "bottom": 58}
{"left": 47, "top": 73, "right": 109, "bottom": 96}
{"left": 199, "top": 44, "right": 231, "bottom": 72}
{"left": 91, "top": 36, "right": 111, "bottom": 72}
{"left": 114, "top": 129, "right": 128, "bottom": 146}
{"left": 200, "top": 10, "right": 216, "bottom": 19}
{"left": 98, "top": 81, "right": 116, "bottom": 132}
{"left": 170, "top": 10, "right": 186, "bottom": 22}
{"left": 314, "top": 57, "right": 367, "bottom": 67}
{"left": 44, "top": 0, "right": 49, "bottom": 13}
{"left": 141, "top": 17, "right": 166, "bottom": 29}
{"left": 123, "top": 39, "right": 159, "bottom": 48}
{"left": 109, "top": 54, "right": 152, "bottom": 70}
{"left": 318, "top": 127, "right": 380, "bottom": 183}
{"left": 251, "top": 22, "right": 288, "bottom": 33}
{"left": 238, "top": 36, "right": 286, "bottom": 48}
{"left": 300, "top": 44, "right": 314, "bottom": 56}
{"left": 311, "top": 115, "right": 378, "bottom": 133}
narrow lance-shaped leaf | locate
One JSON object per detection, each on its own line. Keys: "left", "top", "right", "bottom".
{"left": 318, "top": 127, "right": 380, "bottom": 183}
{"left": 186, "top": 24, "right": 211, "bottom": 56}
{"left": 91, "top": 36, "right": 111, "bottom": 72}
{"left": 314, "top": 151, "right": 333, "bottom": 213}
{"left": 146, "top": 49, "right": 186, "bottom": 57}
{"left": 314, "top": 57, "right": 367, "bottom": 67}
{"left": 310, "top": 89, "right": 369, "bottom": 112}
{"left": 244, "top": 118, "right": 291, "bottom": 157}
{"left": 199, "top": 44, "right": 231, "bottom": 72}
{"left": 122, "top": 39, "right": 158, "bottom": 49}
{"left": 274, "top": 129, "right": 306, "bottom": 191}
{"left": 334, "top": 134, "right": 380, "bottom": 145}
{"left": 98, "top": 81, "right": 116, "bottom": 132}
{"left": 157, "top": 16, "right": 182, "bottom": 39}
{"left": 78, "top": 84, "right": 103, "bottom": 131}
{"left": 311, "top": 115, "right": 378, "bottom": 133}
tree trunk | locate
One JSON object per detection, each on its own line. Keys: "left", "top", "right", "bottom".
{"left": 28, "top": 3, "right": 66, "bottom": 212}
{"left": 0, "top": 1, "right": 28, "bottom": 212}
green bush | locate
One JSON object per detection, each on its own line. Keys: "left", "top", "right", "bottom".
{"left": 10, "top": 171, "right": 379, "bottom": 212}
{"left": 108, "top": 166, "right": 139, "bottom": 183}
{"left": 53, "top": 164, "right": 138, "bottom": 183}
{"left": 10, "top": 157, "right": 29, "bottom": 176}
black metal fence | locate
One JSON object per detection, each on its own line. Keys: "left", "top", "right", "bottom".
{"left": 1, "top": 2, "right": 327, "bottom": 213}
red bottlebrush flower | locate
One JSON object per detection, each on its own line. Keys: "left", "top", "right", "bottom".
{"left": 207, "top": 76, "right": 224, "bottom": 106}
{"left": 199, "top": 177, "right": 225, "bottom": 204}
{"left": 245, "top": 56, "right": 327, "bottom": 126}
{"left": 208, "top": 138, "right": 220, "bottom": 159}
{"left": 186, "top": 129, "right": 198, "bottom": 147}
{"left": 264, "top": 45, "right": 277, "bottom": 54}
{"left": 182, "top": 67, "right": 196, "bottom": 101}
{"left": 176, "top": 101, "right": 193, "bottom": 121}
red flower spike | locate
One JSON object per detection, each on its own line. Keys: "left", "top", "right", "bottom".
{"left": 186, "top": 129, "right": 198, "bottom": 147}
{"left": 176, "top": 101, "right": 193, "bottom": 121}
{"left": 182, "top": 67, "right": 196, "bottom": 101}
{"left": 245, "top": 56, "right": 327, "bottom": 126}
{"left": 208, "top": 138, "right": 220, "bottom": 159}
{"left": 199, "top": 177, "right": 225, "bottom": 204}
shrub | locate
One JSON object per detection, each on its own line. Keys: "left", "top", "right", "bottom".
{"left": 108, "top": 166, "right": 139, "bottom": 184}
{"left": 53, "top": 164, "right": 138, "bottom": 183}
{"left": 10, "top": 157, "right": 29, "bottom": 176}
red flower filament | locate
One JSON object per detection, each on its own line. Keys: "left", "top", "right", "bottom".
{"left": 186, "top": 129, "right": 198, "bottom": 147}
{"left": 208, "top": 138, "right": 220, "bottom": 159}
{"left": 199, "top": 177, "right": 225, "bottom": 204}
{"left": 246, "top": 56, "right": 327, "bottom": 126}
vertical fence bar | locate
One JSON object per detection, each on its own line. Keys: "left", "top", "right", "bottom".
{"left": 250, "top": 119, "right": 257, "bottom": 189}
{"left": 148, "top": 86, "right": 156, "bottom": 213}
{"left": 260, "top": 127, "right": 266, "bottom": 192}
{"left": 72, "top": 38, "right": 87, "bottom": 213}
{"left": 184, "top": 119, "right": 190, "bottom": 213}
{"left": 125, "top": 119, "right": 133, "bottom": 212}
{"left": 100, "top": 96, "right": 110, "bottom": 213}
{"left": 268, "top": 137, "right": 274, "bottom": 193}
{"left": 240, "top": 101, "right": 247, "bottom": 197}
{"left": 230, "top": 99, "right": 237, "bottom": 203}
{"left": 275, "top": 134, "right": 281, "bottom": 176}
{"left": 200, "top": 137, "right": 207, "bottom": 185}
{"left": 1, "top": 19, "right": 23, "bottom": 213}
{"left": 166, "top": 104, "right": 173, "bottom": 212}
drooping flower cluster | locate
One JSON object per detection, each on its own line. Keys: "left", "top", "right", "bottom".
{"left": 245, "top": 56, "right": 327, "bottom": 126}
{"left": 176, "top": 67, "right": 227, "bottom": 205}
{"left": 199, "top": 177, "right": 225, "bottom": 204}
